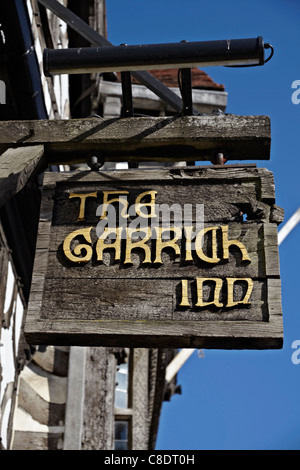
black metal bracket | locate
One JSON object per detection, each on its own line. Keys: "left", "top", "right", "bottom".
{"left": 121, "top": 71, "right": 134, "bottom": 118}
{"left": 120, "top": 61, "right": 138, "bottom": 168}
{"left": 178, "top": 68, "right": 193, "bottom": 116}
{"left": 86, "top": 153, "right": 105, "bottom": 171}
{"left": 210, "top": 149, "right": 228, "bottom": 165}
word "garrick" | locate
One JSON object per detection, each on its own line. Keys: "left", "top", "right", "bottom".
{"left": 62, "top": 225, "right": 251, "bottom": 265}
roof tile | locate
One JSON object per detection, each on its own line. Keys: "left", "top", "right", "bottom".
{"left": 116, "top": 68, "right": 225, "bottom": 91}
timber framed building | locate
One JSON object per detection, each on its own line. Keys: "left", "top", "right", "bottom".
{"left": 0, "top": 0, "right": 227, "bottom": 450}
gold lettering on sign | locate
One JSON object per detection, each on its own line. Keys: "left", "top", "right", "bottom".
{"left": 61, "top": 189, "right": 256, "bottom": 310}
{"left": 183, "top": 226, "right": 194, "bottom": 262}
{"left": 135, "top": 191, "right": 157, "bottom": 218}
{"left": 221, "top": 225, "right": 251, "bottom": 262}
{"left": 195, "top": 278, "right": 223, "bottom": 307}
{"left": 96, "top": 227, "right": 122, "bottom": 262}
{"left": 99, "top": 191, "right": 129, "bottom": 219}
{"left": 124, "top": 228, "right": 152, "bottom": 264}
{"left": 178, "top": 277, "right": 254, "bottom": 309}
{"left": 179, "top": 280, "right": 191, "bottom": 307}
{"left": 195, "top": 226, "right": 220, "bottom": 264}
{"left": 69, "top": 192, "right": 98, "bottom": 222}
{"left": 153, "top": 226, "right": 181, "bottom": 264}
{"left": 63, "top": 227, "right": 93, "bottom": 263}
{"left": 226, "top": 278, "right": 253, "bottom": 307}
{"left": 61, "top": 223, "right": 253, "bottom": 267}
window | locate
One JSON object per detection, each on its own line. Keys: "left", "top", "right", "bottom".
{"left": 114, "top": 420, "right": 129, "bottom": 450}
{"left": 114, "top": 362, "right": 129, "bottom": 409}
{"left": 114, "top": 350, "right": 132, "bottom": 450}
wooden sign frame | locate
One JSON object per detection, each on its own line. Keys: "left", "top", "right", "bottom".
{"left": 25, "top": 166, "right": 283, "bottom": 349}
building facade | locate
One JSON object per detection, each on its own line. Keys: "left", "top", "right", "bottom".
{"left": 0, "top": 0, "right": 227, "bottom": 450}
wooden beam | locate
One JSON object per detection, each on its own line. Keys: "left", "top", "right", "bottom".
{"left": 81, "top": 347, "right": 115, "bottom": 450}
{"left": 0, "top": 115, "right": 270, "bottom": 163}
{"left": 63, "top": 346, "right": 86, "bottom": 450}
{"left": 0, "top": 145, "right": 45, "bottom": 208}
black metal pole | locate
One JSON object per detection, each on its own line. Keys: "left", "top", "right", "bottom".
{"left": 120, "top": 70, "right": 138, "bottom": 169}
{"left": 43, "top": 37, "right": 265, "bottom": 76}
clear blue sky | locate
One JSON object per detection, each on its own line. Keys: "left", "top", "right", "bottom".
{"left": 106, "top": 0, "right": 300, "bottom": 450}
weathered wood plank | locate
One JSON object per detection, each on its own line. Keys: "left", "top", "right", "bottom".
{"left": 42, "top": 166, "right": 276, "bottom": 204}
{"left": 132, "top": 349, "right": 149, "bottom": 450}
{"left": 42, "top": 167, "right": 277, "bottom": 250}
{"left": 24, "top": 317, "right": 283, "bottom": 349}
{"left": 37, "top": 277, "right": 267, "bottom": 322}
{"left": 63, "top": 346, "right": 86, "bottom": 450}
{"left": 42, "top": 165, "right": 272, "bottom": 183}
{"left": 51, "top": 183, "right": 269, "bottom": 225}
{"left": 81, "top": 347, "right": 115, "bottom": 450}
{"left": 0, "top": 115, "right": 270, "bottom": 162}
{"left": 0, "top": 145, "right": 45, "bottom": 207}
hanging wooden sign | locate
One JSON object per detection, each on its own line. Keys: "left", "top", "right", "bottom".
{"left": 25, "top": 166, "right": 284, "bottom": 349}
